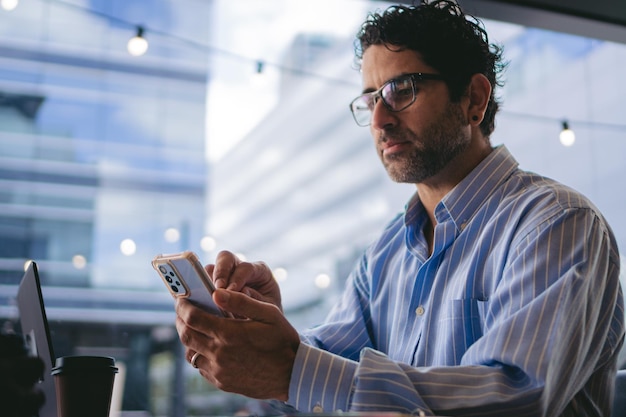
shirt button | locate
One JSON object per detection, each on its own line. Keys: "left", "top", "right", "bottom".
{"left": 415, "top": 305, "right": 425, "bottom": 316}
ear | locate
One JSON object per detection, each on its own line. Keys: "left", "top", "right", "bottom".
{"left": 466, "top": 73, "right": 491, "bottom": 127}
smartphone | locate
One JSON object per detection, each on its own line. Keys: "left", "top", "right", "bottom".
{"left": 152, "top": 251, "right": 230, "bottom": 317}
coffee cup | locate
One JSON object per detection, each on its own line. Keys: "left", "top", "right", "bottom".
{"left": 51, "top": 356, "right": 118, "bottom": 417}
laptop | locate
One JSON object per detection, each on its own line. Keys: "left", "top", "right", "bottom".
{"left": 16, "top": 261, "right": 58, "bottom": 417}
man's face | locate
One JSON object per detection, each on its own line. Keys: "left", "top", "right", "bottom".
{"left": 360, "top": 44, "right": 471, "bottom": 184}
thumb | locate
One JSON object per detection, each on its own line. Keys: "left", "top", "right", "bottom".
{"left": 213, "top": 289, "right": 279, "bottom": 322}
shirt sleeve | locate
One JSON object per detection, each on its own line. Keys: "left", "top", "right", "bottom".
{"left": 287, "top": 207, "right": 625, "bottom": 416}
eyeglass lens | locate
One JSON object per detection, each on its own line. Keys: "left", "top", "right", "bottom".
{"left": 350, "top": 75, "right": 416, "bottom": 126}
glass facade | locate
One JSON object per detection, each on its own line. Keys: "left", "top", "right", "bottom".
{"left": 0, "top": 1, "right": 624, "bottom": 416}
{"left": 0, "top": 0, "right": 214, "bottom": 415}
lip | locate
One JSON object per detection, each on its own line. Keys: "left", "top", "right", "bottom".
{"left": 381, "top": 140, "right": 410, "bottom": 156}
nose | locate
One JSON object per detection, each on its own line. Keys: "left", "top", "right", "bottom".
{"left": 370, "top": 99, "right": 397, "bottom": 131}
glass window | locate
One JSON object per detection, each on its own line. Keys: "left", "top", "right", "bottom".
{"left": 1, "top": 1, "right": 624, "bottom": 415}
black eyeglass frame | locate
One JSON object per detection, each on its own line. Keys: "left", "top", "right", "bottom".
{"left": 349, "top": 72, "right": 445, "bottom": 127}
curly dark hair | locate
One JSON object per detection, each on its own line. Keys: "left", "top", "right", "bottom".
{"left": 355, "top": 0, "right": 506, "bottom": 137}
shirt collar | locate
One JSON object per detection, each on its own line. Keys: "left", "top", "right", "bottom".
{"left": 405, "top": 145, "right": 519, "bottom": 232}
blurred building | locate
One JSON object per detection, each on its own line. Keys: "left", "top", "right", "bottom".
{"left": 0, "top": 1, "right": 625, "bottom": 416}
{"left": 0, "top": 1, "right": 213, "bottom": 414}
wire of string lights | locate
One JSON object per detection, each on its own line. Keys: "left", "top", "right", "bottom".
{"left": 501, "top": 110, "right": 626, "bottom": 146}
{"left": 45, "top": 0, "right": 359, "bottom": 87}
{"left": 41, "top": 0, "right": 626, "bottom": 140}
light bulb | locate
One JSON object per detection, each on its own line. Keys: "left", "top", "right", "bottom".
{"left": 120, "top": 238, "right": 137, "bottom": 256}
{"left": 200, "top": 236, "right": 217, "bottom": 252}
{"left": 127, "top": 26, "right": 148, "bottom": 56}
{"left": 72, "top": 254, "right": 87, "bottom": 269}
{"left": 273, "top": 267, "right": 288, "bottom": 282}
{"left": 315, "top": 273, "right": 331, "bottom": 289}
{"left": 164, "top": 227, "right": 180, "bottom": 243}
{"left": 1, "top": 0, "right": 19, "bottom": 11}
{"left": 559, "top": 121, "right": 575, "bottom": 147}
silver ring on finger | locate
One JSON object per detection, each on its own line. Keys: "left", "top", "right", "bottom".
{"left": 190, "top": 351, "right": 201, "bottom": 369}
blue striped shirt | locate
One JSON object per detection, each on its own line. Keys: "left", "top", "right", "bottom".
{"left": 288, "top": 146, "right": 624, "bottom": 416}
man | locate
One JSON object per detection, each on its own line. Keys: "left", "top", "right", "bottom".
{"left": 176, "top": 1, "right": 625, "bottom": 415}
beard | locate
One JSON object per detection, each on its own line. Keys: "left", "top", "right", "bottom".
{"left": 380, "top": 102, "right": 471, "bottom": 184}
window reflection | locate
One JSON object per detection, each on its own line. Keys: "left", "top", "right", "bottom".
{"left": 0, "top": 0, "right": 625, "bottom": 416}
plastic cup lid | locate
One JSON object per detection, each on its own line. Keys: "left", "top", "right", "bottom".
{"left": 51, "top": 355, "right": 118, "bottom": 375}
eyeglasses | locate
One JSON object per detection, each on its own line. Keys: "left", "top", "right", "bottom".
{"left": 349, "top": 72, "right": 445, "bottom": 127}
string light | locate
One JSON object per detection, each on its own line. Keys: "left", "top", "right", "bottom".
{"left": 200, "top": 236, "right": 217, "bottom": 252}
{"left": 559, "top": 120, "right": 576, "bottom": 147}
{"left": 45, "top": 0, "right": 358, "bottom": 87}
{"left": 1, "top": 0, "right": 19, "bottom": 11}
{"left": 273, "top": 267, "right": 288, "bottom": 282}
{"left": 72, "top": 254, "right": 87, "bottom": 269}
{"left": 127, "top": 26, "right": 149, "bottom": 56}
{"left": 315, "top": 273, "right": 332, "bottom": 289}
{"left": 500, "top": 111, "right": 626, "bottom": 146}
{"left": 120, "top": 238, "right": 137, "bottom": 256}
{"left": 44, "top": 0, "right": 626, "bottom": 137}
{"left": 164, "top": 227, "right": 180, "bottom": 243}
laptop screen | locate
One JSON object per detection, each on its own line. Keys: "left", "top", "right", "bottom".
{"left": 17, "top": 261, "right": 58, "bottom": 417}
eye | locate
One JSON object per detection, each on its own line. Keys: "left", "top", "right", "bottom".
{"left": 360, "top": 94, "right": 378, "bottom": 111}
{"left": 383, "top": 77, "right": 414, "bottom": 109}
{"left": 392, "top": 77, "right": 414, "bottom": 98}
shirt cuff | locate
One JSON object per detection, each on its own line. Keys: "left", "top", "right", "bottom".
{"left": 287, "top": 342, "right": 358, "bottom": 412}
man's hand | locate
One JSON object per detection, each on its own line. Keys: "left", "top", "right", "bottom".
{"left": 175, "top": 289, "right": 300, "bottom": 401}
{"left": 207, "top": 250, "right": 282, "bottom": 311}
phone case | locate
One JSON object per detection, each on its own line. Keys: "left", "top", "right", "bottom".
{"left": 152, "top": 251, "right": 228, "bottom": 317}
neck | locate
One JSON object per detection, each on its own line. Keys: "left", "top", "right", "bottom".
{"left": 416, "top": 137, "right": 493, "bottom": 233}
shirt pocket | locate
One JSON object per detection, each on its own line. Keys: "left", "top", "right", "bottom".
{"left": 434, "top": 298, "right": 486, "bottom": 364}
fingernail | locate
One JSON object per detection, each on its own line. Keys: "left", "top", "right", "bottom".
{"left": 214, "top": 279, "right": 225, "bottom": 289}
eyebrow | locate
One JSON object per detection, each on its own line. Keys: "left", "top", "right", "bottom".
{"left": 360, "top": 72, "right": 415, "bottom": 95}
{"left": 361, "top": 79, "right": 388, "bottom": 95}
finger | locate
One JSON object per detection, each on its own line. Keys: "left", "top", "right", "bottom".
{"left": 175, "top": 300, "right": 219, "bottom": 351}
{"left": 176, "top": 298, "right": 220, "bottom": 331}
{"left": 188, "top": 350, "right": 204, "bottom": 369}
{"left": 213, "top": 289, "right": 280, "bottom": 323}
{"left": 211, "top": 251, "right": 239, "bottom": 290}
{"left": 223, "top": 261, "right": 275, "bottom": 296}
{"left": 185, "top": 349, "right": 193, "bottom": 363}
{"left": 205, "top": 264, "right": 216, "bottom": 284}
{"left": 198, "top": 367, "right": 219, "bottom": 388}
{"left": 176, "top": 316, "right": 216, "bottom": 361}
